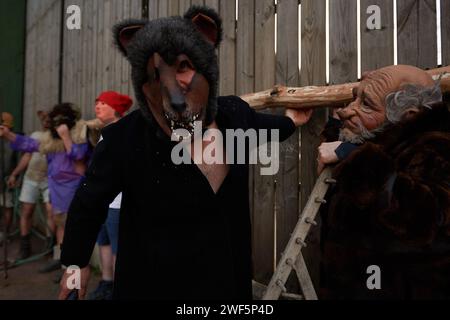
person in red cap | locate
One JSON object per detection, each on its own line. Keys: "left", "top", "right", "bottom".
{"left": 95, "top": 91, "right": 133, "bottom": 123}
{"left": 87, "top": 91, "right": 133, "bottom": 300}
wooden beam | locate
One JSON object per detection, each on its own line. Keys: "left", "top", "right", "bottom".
{"left": 241, "top": 66, "right": 450, "bottom": 110}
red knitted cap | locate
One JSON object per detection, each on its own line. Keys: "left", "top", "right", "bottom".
{"left": 96, "top": 91, "right": 133, "bottom": 116}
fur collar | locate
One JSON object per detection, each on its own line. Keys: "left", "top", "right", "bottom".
{"left": 38, "top": 120, "right": 90, "bottom": 154}
{"left": 372, "top": 102, "right": 450, "bottom": 153}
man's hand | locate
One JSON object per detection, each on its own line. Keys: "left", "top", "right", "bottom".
{"left": 56, "top": 124, "right": 71, "bottom": 140}
{"left": 58, "top": 266, "right": 91, "bottom": 300}
{"left": 0, "top": 125, "right": 10, "bottom": 137}
{"left": 317, "top": 141, "right": 342, "bottom": 174}
{"left": 285, "top": 108, "right": 313, "bottom": 127}
{"left": 7, "top": 175, "right": 18, "bottom": 189}
{"left": 0, "top": 125, "right": 16, "bottom": 142}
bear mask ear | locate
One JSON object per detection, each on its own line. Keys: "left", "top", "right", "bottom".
{"left": 114, "top": 20, "right": 147, "bottom": 56}
{"left": 184, "top": 6, "right": 223, "bottom": 48}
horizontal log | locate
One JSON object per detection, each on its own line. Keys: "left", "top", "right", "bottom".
{"left": 241, "top": 66, "right": 450, "bottom": 110}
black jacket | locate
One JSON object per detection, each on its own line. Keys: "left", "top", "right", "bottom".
{"left": 61, "top": 96, "right": 296, "bottom": 300}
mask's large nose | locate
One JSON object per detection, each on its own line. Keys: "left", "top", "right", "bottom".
{"left": 337, "top": 107, "right": 357, "bottom": 120}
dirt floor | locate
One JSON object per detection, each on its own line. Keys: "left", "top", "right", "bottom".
{"left": 0, "top": 231, "right": 100, "bottom": 300}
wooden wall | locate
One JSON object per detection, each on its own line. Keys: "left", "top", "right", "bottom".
{"left": 61, "top": 0, "right": 142, "bottom": 121}
{"left": 22, "top": 0, "right": 449, "bottom": 295}
{"left": 23, "top": 0, "right": 61, "bottom": 133}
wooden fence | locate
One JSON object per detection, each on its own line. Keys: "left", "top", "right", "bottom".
{"left": 23, "top": 0, "right": 450, "bottom": 292}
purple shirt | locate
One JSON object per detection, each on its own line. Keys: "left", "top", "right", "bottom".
{"left": 11, "top": 134, "right": 88, "bottom": 214}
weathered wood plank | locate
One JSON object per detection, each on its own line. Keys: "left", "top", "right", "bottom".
{"left": 96, "top": 0, "right": 105, "bottom": 98}
{"left": 191, "top": 0, "right": 205, "bottom": 7}
{"left": 397, "top": 0, "right": 437, "bottom": 69}
{"left": 275, "top": 0, "right": 300, "bottom": 274}
{"left": 219, "top": 0, "right": 236, "bottom": 96}
{"left": 253, "top": 0, "right": 276, "bottom": 285}
{"left": 103, "top": 0, "right": 112, "bottom": 92}
{"left": 179, "top": 0, "right": 192, "bottom": 16}
{"left": 299, "top": 0, "right": 327, "bottom": 292}
{"left": 120, "top": 0, "right": 130, "bottom": 96}
{"left": 81, "top": 0, "right": 91, "bottom": 115}
{"left": 74, "top": 0, "right": 83, "bottom": 106}
{"left": 330, "top": 0, "right": 358, "bottom": 84}
{"left": 23, "top": 0, "right": 62, "bottom": 133}
{"left": 158, "top": 0, "right": 169, "bottom": 18}
{"left": 114, "top": 0, "right": 123, "bottom": 95}
{"left": 360, "top": 0, "right": 394, "bottom": 72}
{"left": 442, "top": 0, "right": 450, "bottom": 66}
{"left": 204, "top": 0, "right": 219, "bottom": 11}
{"left": 168, "top": 0, "right": 180, "bottom": 16}
{"left": 148, "top": 0, "right": 159, "bottom": 20}
{"left": 91, "top": 0, "right": 98, "bottom": 112}
{"left": 236, "top": 0, "right": 255, "bottom": 96}
{"left": 129, "top": 0, "right": 142, "bottom": 101}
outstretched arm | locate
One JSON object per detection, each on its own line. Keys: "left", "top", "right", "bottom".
{"left": 1, "top": 126, "right": 41, "bottom": 153}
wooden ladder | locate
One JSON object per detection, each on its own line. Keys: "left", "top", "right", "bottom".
{"left": 262, "top": 168, "right": 335, "bottom": 300}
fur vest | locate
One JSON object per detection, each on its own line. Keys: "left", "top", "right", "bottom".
{"left": 38, "top": 119, "right": 103, "bottom": 154}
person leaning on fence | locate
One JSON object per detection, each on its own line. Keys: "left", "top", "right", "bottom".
{"left": 7, "top": 110, "right": 55, "bottom": 261}
{"left": 0, "top": 103, "right": 90, "bottom": 276}
{"left": 316, "top": 65, "right": 450, "bottom": 299}
{"left": 0, "top": 112, "right": 19, "bottom": 247}
{"left": 86, "top": 91, "right": 133, "bottom": 300}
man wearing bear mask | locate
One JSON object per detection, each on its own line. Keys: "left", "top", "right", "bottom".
{"left": 58, "top": 6, "right": 312, "bottom": 300}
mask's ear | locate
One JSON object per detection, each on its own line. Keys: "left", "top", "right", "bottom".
{"left": 184, "top": 6, "right": 223, "bottom": 48}
{"left": 113, "top": 20, "right": 147, "bottom": 56}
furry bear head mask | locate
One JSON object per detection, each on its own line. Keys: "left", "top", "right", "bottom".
{"left": 113, "top": 6, "right": 223, "bottom": 139}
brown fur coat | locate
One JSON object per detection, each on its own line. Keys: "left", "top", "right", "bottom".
{"left": 321, "top": 99, "right": 450, "bottom": 299}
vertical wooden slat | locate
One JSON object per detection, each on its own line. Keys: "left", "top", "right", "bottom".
{"left": 91, "top": 0, "right": 99, "bottom": 111}
{"left": 149, "top": 0, "right": 159, "bottom": 20}
{"left": 252, "top": 0, "right": 276, "bottom": 285}
{"left": 114, "top": 0, "right": 123, "bottom": 94}
{"left": 360, "top": 0, "right": 394, "bottom": 72}
{"left": 87, "top": 0, "right": 96, "bottom": 117}
{"left": 191, "top": 0, "right": 205, "bottom": 7}
{"left": 330, "top": 0, "right": 358, "bottom": 84}
{"left": 299, "top": 0, "right": 327, "bottom": 292}
{"left": 275, "top": 0, "right": 300, "bottom": 291}
{"left": 23, "top": 2, "right": 36, "bottom": 133}
{"left": 108, "top": 0, "right": 116, "bottom": 92}
{"left": 75, "top": 0, "right": 83, "bottom": 106}
{"left": 62, "top": 0, "right": 70, "bottom": 104}
{"left": 168, "top": 0, "right": 180, "bottom": 16}
{"left": 120, "top": 0, "right": 130, "bottom": 96}
{"left": 179, "top": 0, "right": 192, "bottom": 16}
{"left": 81, "top": 0, "right": 90, "bottom": 114}
{"left": 441, "top": 0, "right": 450, "bottom": 66}
{"left": 205, "top": 0, "right": 219, "bottom": 11}
{"left": 158, "top": 0, "right": 169, "bottom": 18}
{"left": 103, "top": 0, "right": 112, "bottom": 91}
{"left": 397, "top": 0, "right": 437, "bottom": 69}
{"left": 23, "top": 0, "right": 62, "bottom": 133}
{"left": 236, "top": 0, "right": 255, "bottom": 96}
{"left": 129, "top": 0, "right": 142, "bottom": 102}
{"left": 219, "top": 0, "right": 236, "bottom": 96}
{"left": 96, "top": 0, "right": 104, "bottom": 97}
